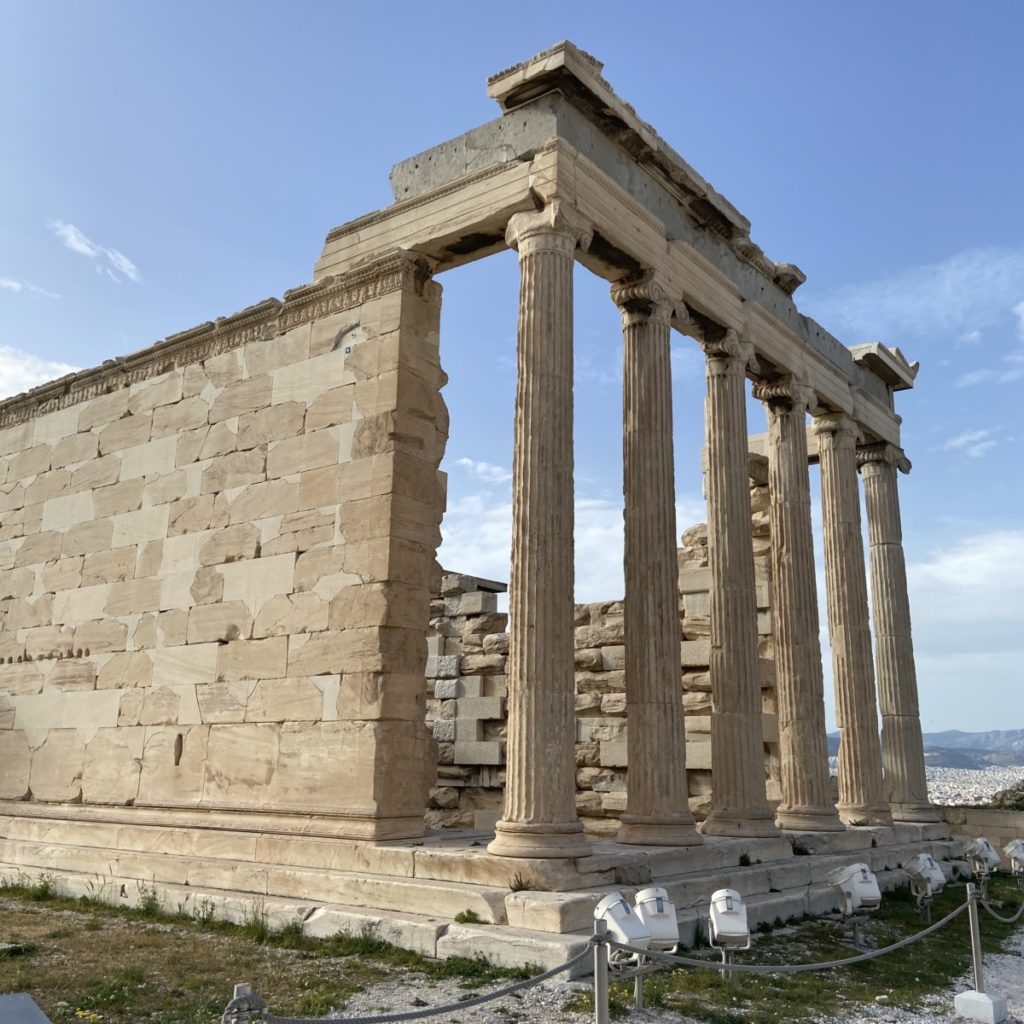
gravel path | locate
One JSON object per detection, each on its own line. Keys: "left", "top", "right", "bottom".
{"left": 329, "top": 927, "right": 1024, "bottom": 1023}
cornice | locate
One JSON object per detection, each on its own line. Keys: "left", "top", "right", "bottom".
{"left": 0, "top": 252, "right": 427, "bottom": 430}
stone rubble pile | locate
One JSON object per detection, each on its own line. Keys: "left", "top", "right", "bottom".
{"left": 425, "top": 463, "right": 783, "bottom": 833}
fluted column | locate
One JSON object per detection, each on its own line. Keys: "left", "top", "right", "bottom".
{"left": 613, "top": 277, "right": 700, "bottom": 847}
{"left": 488, "top": 203, "right": 592, "bottom": 859}
{"left": 814, "top": 413, "right": 892, "bottom": 826}
{"left": 754, "top": 379, "right": 843, "bottom": 832}
{"left": 857, "top": 443, "right": 939, "bottom": 822}
{"left": 701, "top": 331, "right": 779, "bottom": 837}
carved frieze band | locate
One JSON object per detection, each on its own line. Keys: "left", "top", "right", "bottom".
{"left": 0, "top": 251, "right": 429, "bottom": 429}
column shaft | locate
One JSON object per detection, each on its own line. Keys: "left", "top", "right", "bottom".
{"left": 858, "top": 444, "right": 938, "bottom": 822}
{"left": 755, "top": 381, "right": 843, "bottom": 831}
{"left": 489, "top": 204, "right": 591, "bottom": 859}
{"left": 815, "top": 414, "right": 892, "bottom": 826}
{"left": 614, "top": 279, "right": 699, "bottom": 846}
{"left": 701, "top": 332, "right": 779, "bottom": 837}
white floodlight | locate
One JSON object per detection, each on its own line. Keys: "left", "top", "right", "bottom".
{"left": 1004, "top": 839, "right": 1024, "bottom": 888}
{"left": 904, "top": 853, "right": 946, "bottom": 919}
{"left": 965, "top": 837, "right": 1001, "bottom": 872}
{"left": 708, "top": 888, "right": 750, "bottom": 982}
{"left": 828, "top": 864, "right": 863, "bottom": 916}
{"left": 634, "top": 887, "right": 679, "bottom": 953}
{"left": 595, "top": 892, "right": 650, "bottom": 968}
{"left": 828, "top": 864, "right": 880, "bottom": 947}
{"left": 708, "top": 888, "right": 751, "bottom": 949}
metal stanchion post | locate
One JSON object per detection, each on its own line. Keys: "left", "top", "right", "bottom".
{"left": 593, "top": 918, "right": 610, "bottom": 1024}
{"left": 968, "top": 884, "right": 985, "bottom": 994}
{"left": 634, "top": 970, "right": 644, "bottom": 1010}
{"left": 955, "top": 883, "right": 1008, "bottom": 1023}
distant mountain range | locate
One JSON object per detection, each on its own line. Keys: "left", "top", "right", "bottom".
{"left": 827, "top": 730, "right": 1024, "bottom": 768}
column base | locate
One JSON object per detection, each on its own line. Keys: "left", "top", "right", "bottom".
{"left": 487, "top": 819, "right": 592, "bottom": 859}
{"left": 775, "top": 806, "right": 845, "bottom": 833}
{"left": 890, "top": 801, "right": 943, "bottom": 824}
{"left": 617, "top": 814, "right": 702, "bottom": 847}
{"left": 700, "top": 808, "right": 781, "bottom": 838}
{"left": 837, "top": 803, "right": 893, "bottom": 827}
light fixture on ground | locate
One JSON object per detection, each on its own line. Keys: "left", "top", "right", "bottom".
{"left": 708, "top": 888, "right": 750, "bottom": 981}
{"left": 594, "top": 892, "right": 651, "bottom": 969}
{"left": 634, "top": 887, "right": 680, "bottom": 953}
{"left": 1004, "top": 840, "right": 1024, "bottom": 889}
{"left": 827, "top": 863, "right": 881, "bottom": 946}
{"left": 904, "top": 853, "right": 946, "bottom": 921}
{"left": 965, "top": 837, "right": 1001, "bottom": 898}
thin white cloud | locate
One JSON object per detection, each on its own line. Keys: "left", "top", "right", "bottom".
{"left": 906, "top": 531, "right": 1024, "bottom": 730}
{"left": 438, "top": 489, "right": 704, "bottom": 603}
{"left": 0, "top": 346, "right": 80, "bottom": 400}
{"left": 942, "top": 428, "right": 997, "bottom": 458}
{"left": 954, "top": 369, "right": 994, "bottom": 389}
{"left": 50, "top": 220, "right": 140, "bottom": 283}
{"left": 909, "top": 530, "right": 1024, "bottom": 625}
{"left": 455, "top": 457, "right": 512, "bottom": 485}
{"left": 0, "top": 277, "right": 60, "bottom": 299}
{"left": 803, "top": 246, "right": 1024, "bottom": 342}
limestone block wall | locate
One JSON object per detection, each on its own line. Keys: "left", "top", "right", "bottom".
{"left": 941, "top": 807, "right": 1024, "bottom": 852}
{"left": 0, "top": 253, "right": 447, "bottom": 838}
{"left": 425, "top": 469, "right": 781, "bottom": 833}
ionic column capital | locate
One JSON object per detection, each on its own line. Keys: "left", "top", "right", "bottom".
{"left": 700, "top": 328, "right": 755, "bottom": 375}
{"left": 610, "top": 274, "right": 676, "bottom": 329}
{"left": 752, "top": 375, "right": 815, "bottom": 414}
{"left": 505, "top": 202, "right": 593, "bottom": 257}
{"left": 856, "top": 441, "right": 912, "bottom": 475}
{"left": 812, "top": 411, "right": 862, "bottom": 443}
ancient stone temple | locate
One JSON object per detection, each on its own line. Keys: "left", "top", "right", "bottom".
{"left": 0, "top": 42, "right": 951, "bottom": 967}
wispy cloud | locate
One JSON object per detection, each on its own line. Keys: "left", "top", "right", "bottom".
{"left": 50, "top": 220, "right": 140, "bottom": 283}
{"left": 455, "top": 457, "right": 512, "bottom": 485}
{"left": 803, "top": 246, "right": 1024, "bottom": 342}
{"left": 954, "top": 368, "right": 994, "bottom": 389}
{"left": 0, "top": 346, "right": 80, "bottom": 400}
{"left": 942, "top": 428, "right": 997, "bottom": 458}
{"left": 438, "top": 489, "right": 704, "bottom": 603}
{"left": 0, "top": 277, "right": 61, "bottom": 299}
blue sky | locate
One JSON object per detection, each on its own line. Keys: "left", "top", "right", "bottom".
{"left": 2, "top": 2, "right": 1022, "bottom": 733}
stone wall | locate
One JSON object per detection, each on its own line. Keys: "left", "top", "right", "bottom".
{"left": 0, "top": 253, "right": 447, "bottom": 839}
{"left": 942, "top": 807, "right": 1024, "bottom": 852}
{"left": 426, "top": 459, "right": 782, "bottom": 834}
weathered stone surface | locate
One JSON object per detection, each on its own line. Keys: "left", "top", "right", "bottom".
{"left": 48, "top": 659, "right": 97, "bottom": 691}
{"left": 217, "top": 637, "right": 288, "bottom": 681}
{"left": 97, "top": 651, "right": 154, "bottom": 690}
{"left": 199, "top": 525, "right": 260, "bottom": 567}
{"left": 0, "top": 731, "right": 31, "bottom": 798}
{"left": 186, "top": 602, "right": 253, "bottom": 644}
{"left": 81, "top": 726, "right": 144, "bottom": 804}
{"left": 209, "top": 375, "right": 273, "bottom": 423}
{"left": 29, "top": 729, "right": 86, "bottom": 801}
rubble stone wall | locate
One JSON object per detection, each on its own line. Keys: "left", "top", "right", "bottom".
{"left": 0, "top": 255, "right": 446, "bottom": 834}
{"left": 426, "top": 466, "right": 782, "bottom": 834}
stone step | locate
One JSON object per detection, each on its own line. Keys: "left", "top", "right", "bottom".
{"left": 0, "top": 813, "right": 618, "bottom": 892}
{"left": 0, "top": 838, "right": 512, "bottom": 924}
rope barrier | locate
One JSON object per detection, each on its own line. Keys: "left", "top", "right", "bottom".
{"left": 257, "top": 948, "right": 591, "bottom": 1024}
{"left": 980, "top": 896, "right": 1024, "bottom": 925}
{"left": 606, "top": 899, "right": 970, "bottom": 976}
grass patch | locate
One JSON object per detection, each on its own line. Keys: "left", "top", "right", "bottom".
{"left": 0, "top": 875, "right": 533, "bottom": 1023}
{"left": 568, "top": 875, "right": 1024, "bottom": 1024}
